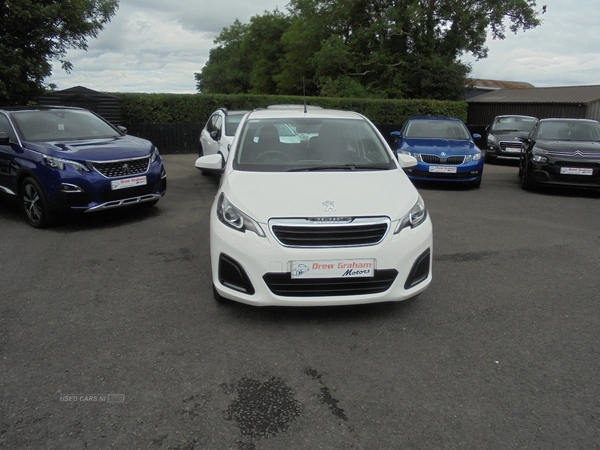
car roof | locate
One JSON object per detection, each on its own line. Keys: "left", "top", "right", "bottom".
{"left": 539, "top": 118, "right": 599, "bottom": 123}
{"left": 407, "top": 116, "right": 464, "bottom": 123}
{"left": 246, "top": 107, "right": 365, "bottom": 120}
{"left": 494, "top": 115, "right": 537, "bottom": 119}
{"left": 0, "top": 105, "right": 86, "bottom": 113}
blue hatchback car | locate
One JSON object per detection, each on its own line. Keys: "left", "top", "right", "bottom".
{"left": 391, "top": 116, "right": 484, "bottom": 188}
{"left": 0, "top": 106, "right": 167, "bottom": 227}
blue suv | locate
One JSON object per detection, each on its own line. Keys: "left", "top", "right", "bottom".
{"left": 391, "top": 116, "right": 484, "bottom": 188}
{"left": 0, "top": 106, "right": 167, "bottom": 227}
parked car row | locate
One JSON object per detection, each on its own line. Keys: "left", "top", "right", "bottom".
{"left": 1, "top": 102, "right": 595, "bottom": 312}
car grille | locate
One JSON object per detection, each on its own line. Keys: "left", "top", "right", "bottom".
{"left": 548, "top": 150, "right": 600, "bottom": 158}
{"left": 421, "top": 154, "right": 465, "bottom": 165}
{"left": 499, "top": 141, "right": 522, "bottom": 152}
{"left": 263, "top": 269, "right": 398, "bottom": 297}
{"left": 91, "top": 157, "right": 150, "bottom": 178}
{"left": 269, "top": 217, "right": 390, "bottom": 247}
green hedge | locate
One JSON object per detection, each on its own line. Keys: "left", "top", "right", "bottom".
{"left": 112, "top": 93, "right": 467, "bottom": 125}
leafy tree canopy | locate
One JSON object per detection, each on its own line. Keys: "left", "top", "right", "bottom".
{"left": 196, "top": 0, "right": 542, "bottom": 100}
{"left": 0, "top": 0, "right": 118, "bottom": 105}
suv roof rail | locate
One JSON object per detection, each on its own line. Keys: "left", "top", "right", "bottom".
{"left": 266, "top": 104, "right": 322, "bottom": 110}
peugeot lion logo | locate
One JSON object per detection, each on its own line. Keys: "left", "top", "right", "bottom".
{"left": 322, "top": 200, "right": 336, "bottom": 212}
{"left": 122, "top": 163, "right": 130, "bottom": 173}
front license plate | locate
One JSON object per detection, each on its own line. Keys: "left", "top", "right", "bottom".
{"left": 560, "top": 167, "right": 593, "bottom": 176}
{"left": 429, "top": 166, "right": 457, "bottom": 173}
{"left": 111, "top": 176, "right": 147, "bottom": 190}
{"left": 291, "top": 259, "right": 375, "bottom": 279}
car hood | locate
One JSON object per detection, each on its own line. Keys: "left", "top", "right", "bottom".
{"left": 489, "top": 130, "right": 531, "bottom": 140}
{"left": 400, "top": 138, "right": 479, "bottom": 154}
{"left": 535, "top": 139, "right": 600, "bottom": 153}
{"left": 221, "top": 169, "right": 419, "bottom": 222}
{"left": 23, "top": 135, "right": 154, "bottom": 160}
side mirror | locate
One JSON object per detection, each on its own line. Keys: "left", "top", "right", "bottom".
{"left": 210, "top": 130, "right": 220, "bottom": 141}
{"left": 0, "top": 132, "right": 9, "bottom": 144}
{"left": 472, "top": 133, "right": 482, "bottom": 140}
{"left": 397, "top": 153, "right": 418, "bottom": 169}
{"left": 117, "top": 125, "right": 128, "bottom": 134}
{"left": 195, "top": 153, "right": 224, "bottom": 173}
{"left": 390, "top": 131, "right": 401, "bottom": 142}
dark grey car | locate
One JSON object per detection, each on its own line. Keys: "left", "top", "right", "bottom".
{"left": 485, "top": 115, "right": 538, "bottom": 163}
{"left": 519, "top": 118, "right": 600, "bottom": 191}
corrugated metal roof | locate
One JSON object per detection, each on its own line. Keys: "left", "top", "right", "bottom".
{"left": 465, "top": 78, "right": 534, "bottom": 90}
{"left": 467, "top": 85, "right": 600, "bottom": 104}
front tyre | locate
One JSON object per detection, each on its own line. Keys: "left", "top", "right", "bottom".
{"left": 520, "top": 162, "right": 535, "bottom": 191}
{"left": 20, "top": 177, "right": 55, "bottom": 228}
{"left": 469, "top": 177, "right": 482, "bottom": 189}
{"left": 213, "top": 284, "right": 230, "bottom": 304}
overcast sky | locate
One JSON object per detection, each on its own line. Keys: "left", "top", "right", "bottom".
{"left": 47, "top": 0, "right": 600, "bottom": 93}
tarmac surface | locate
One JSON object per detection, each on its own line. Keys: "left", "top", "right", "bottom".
{"left": 1, "top": 155, "right": 599, "bottom": 449}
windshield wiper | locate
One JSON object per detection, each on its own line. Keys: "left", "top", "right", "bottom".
{"left": 287, "top": 164, "right": 357, "bottom": 172}
{"left": 287, "top": 164, "right": 390, "bottom": 172}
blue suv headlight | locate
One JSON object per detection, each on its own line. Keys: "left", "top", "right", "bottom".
{"left": 43, "top": 155, "right": 89, "bottom": 172}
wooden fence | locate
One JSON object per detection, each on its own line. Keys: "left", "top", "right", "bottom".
{"left": 125, "top": 123, "right": 203, "bottom": 154}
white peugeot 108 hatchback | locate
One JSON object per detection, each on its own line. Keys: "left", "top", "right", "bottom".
{"left": 195, "top": 106, "right": 433, "bottom": 306}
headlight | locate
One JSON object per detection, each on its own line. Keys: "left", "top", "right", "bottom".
{"left": 401, "top": 150, "right": 421, "bottom": 161}
{"left": 43, "top": 155, "right": 89, "bottom": 172}
{"left": 487, "top": 134, "right": 497, "bottom": 145}
{"left": 150, "top": 148, "right": 160, "bottom": 164}
{"left": 464, "top": 152, "right": 482, "bottom": 163}
{"left": 395, "top": 195, "right": 428, "bottom": 234}
{"left": 216, "top": 193, "right": 265, "bottom": 237}
{"left": 532, "top": 147, "right": 549, "bottom": 164}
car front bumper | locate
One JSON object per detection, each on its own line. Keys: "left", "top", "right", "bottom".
{"left": 50, "top": 161, "right": 167, "bottom": 212}
{"left": 528, "top": 159, "right": 600, "bottom": 188}
{"left": 487, "top": 142, "right": 522, "bottom": 160}
{"left": 210, "top": 206, "right": 433, "bottom": 307}
{"left": 404, "top": 160, "right": 484, "bottom": 183}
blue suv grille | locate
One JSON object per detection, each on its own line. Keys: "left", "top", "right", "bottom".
{"left": 92, "top": 157, "right": 150, "bottom": 178}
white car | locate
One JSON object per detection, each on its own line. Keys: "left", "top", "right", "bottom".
{"left": 198, "top": 108, "right": 248, "bottom": 166}
{"left": 195, "top": 106, "right": 433, "bottom": 306}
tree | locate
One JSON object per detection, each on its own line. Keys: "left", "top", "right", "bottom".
{"left": 197, "top": 0, "right": 543, "bottom": 100}
{"left": 195, "top": 20, "right": 252, "bottom": 94}
{"left": 196, "top": 11, "right": 291, "bottom": 95}
{"left": 0, "top": 0, "right": 118, "bottom": 105}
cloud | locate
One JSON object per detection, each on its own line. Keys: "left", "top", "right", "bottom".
{"left": 48, "top": 0, "right": 600, "bottom": 93}
{"left": 462, "top": 0, "right": 600, "bottom": 87}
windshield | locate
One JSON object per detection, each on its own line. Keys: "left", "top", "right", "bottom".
{"left": 11, "top": 109, "right": 120, "bottom": 141}
{"left": 232, "top": 118, "right": 395, "bottom": 172}
{"left": 491, "top": 116, "right": 537, "bottom": 132}
{"left": 537, "top": 121, "right": 600, "bottom": 141}
{"left": 404, "top": 120, "right": 471, "bottom": 139}
{"left": 224, "top": 114, "right": 245, "bottom": 137}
